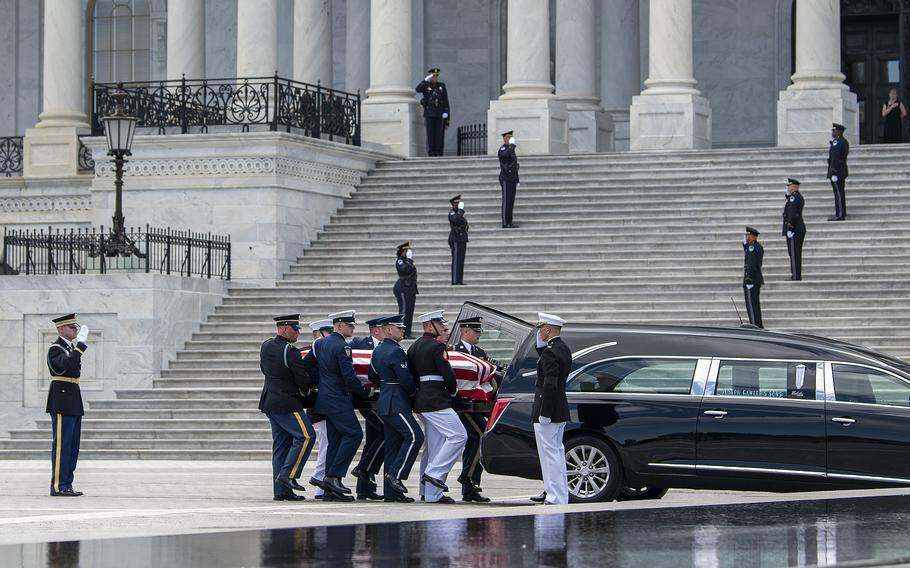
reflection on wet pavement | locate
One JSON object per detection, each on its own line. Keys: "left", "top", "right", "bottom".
{"left": 6, "top": 495, "right": 910, "bottom": 567}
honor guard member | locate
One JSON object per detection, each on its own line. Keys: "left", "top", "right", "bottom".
{"left": 304, "top": 318, "right": 333, "bottom": 499}
{"left": 827, "top": 123, "right": 849, "bottom": 221}
{"left": 416, "top": 67, "right": 450, "bottom": 156}
{"left": 530, "top": 313, "right": 571, "bottom": 505}
{"left": 372, "top": 315, "right": 425, "bottom": 503}
{"left": 782, "top": 178, "right": 806, "bottom": 281}
{"left": 498, "top": 131, "right": 520, "bottom": 228}
{"left": 259, "top": 315, "right": 316, "bottom": 501}
{"left": 743, "top": 227, "right": 765, "bottom": 329}
{"left": 448, "top": 195, "right": 469, "bottom": 286}
{"left": 394, "top": 241, "right": 419, "bottom": 339}
{"left": 452, "top": 316, "right": 493, "bottom": 503}
{"left": 302, "top": 310, "right": 370, "bottom": 501}
{"left": 349, "top": 317, "right": 386, "bottom": 501}
{"left": 409, "top": 310, "right": 467, "bottom": 504}
{"left": 46, "top": 314, "right": 89, "bottom": 497}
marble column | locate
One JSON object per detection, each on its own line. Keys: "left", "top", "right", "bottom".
{"left": 488, "top": 0, "right": 568, "bottom": 154}
{"left": 237, "top": 0, "right": 278, "bottom": 77}
{"left": 360, "top": 0, "right": 422, "bottom": 157}
{"left": 556, "top": 0, "right": 612, "bottom": 152}
{"left": 23, "top": 0, "right": 88, "bottom": 177}
{"left": 294, "top": 0, "right": 333, "bottom": 86}
{"left": 345, "top": 0, "right": 370, "bottom": 94}
{"left": 166, "top": 0, "right": 206, "bottom": 80}
{"left": 600, "top": 0, "right": 640, "bottom": 151}
{"left": 629, "top": 0, "right": 712, "bottom": 149}
{"left": 777, "top": 0, "right": 858, "bottom": 146}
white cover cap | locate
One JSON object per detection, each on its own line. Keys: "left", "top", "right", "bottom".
{"left": 309, "top": 318, "right": 333, "bottom": 331}
{"left": 415, "top": 309, "right": 447, "bottom": 323}
{"left": 327, "top": 310, "right": 356, "bottom": 323}
{"left": 536, "top": 312, "right": 566, "bottom": 327}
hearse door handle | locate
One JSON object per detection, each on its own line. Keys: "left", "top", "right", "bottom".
{"left": 703, "top": 410, "right": 728, "bottom": 418}
{"left": 831, "top": 417, "right": 856, "bottom": 425}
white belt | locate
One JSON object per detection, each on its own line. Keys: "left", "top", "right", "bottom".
{"left": 419, "top": 375, "right": 444, "bottom": 382}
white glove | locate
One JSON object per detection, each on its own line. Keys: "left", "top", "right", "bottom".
{"left": 457, "top": 201, "right": 465, "bottom": 210}
{"left": 442, "top": 112, "right": 449, "bottom": 119}
{"left": 539, "top": 416, "right": 552, "bottom": 425}
{"left": 746, "top": 284, "right": 754, "bottom": 290}
{"left": 406, "top": 249, "right": 413, "bottom": 260}
{"left": 536, "top": 330, "right": 547, "bottom": 348}
{"left": 743, "top": 238, "right": 748, "bottom": 246}
{"left": 787, "top": 231, "right": 794, "bottom": 238}
{"left": 832, "top": 175, "right": 839, "bottom": 182}
{"left": 424, "top": 74, "right": 433, "bottom": 82}
{"left": 508, "top": 137, "right": 516, "bottom": 146}
{"left": 76, "top": 325, "right": 89, "bottom": 344}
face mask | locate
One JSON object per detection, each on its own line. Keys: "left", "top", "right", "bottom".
{"left": 536, "top": 329, "right": 547, "bottom": 348}
{"left": 458, "top": 202, "right": 465, "bottom": 211}
{"left": 406, "top": 249, "right": 413, "bottom": 260}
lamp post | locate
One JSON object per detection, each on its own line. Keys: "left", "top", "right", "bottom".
{"left": 100, "top": 83, "right": 140, "bottom": 257}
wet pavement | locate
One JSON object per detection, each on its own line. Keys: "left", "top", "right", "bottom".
{"left": 6, "top": 494, "right": 910, "bottom": 567}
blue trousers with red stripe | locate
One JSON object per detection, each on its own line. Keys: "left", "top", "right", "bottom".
{"left": 267, "top": 412, "right": 316, "bottom": 497}
{"left": 50, "top": 414, "right": 81, "bottom": 494}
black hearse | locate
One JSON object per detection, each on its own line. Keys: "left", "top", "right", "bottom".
{"left": 446, "top": 303, "right": 910, "bottom": 503}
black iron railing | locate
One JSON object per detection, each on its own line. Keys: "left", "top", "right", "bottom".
{"left": 91, "top": 75, "right": 361, "bottom": 146}
{"left": 77, "top": 136, "right": 95, "bottom": 174}
{"left": 457, "top": 123, "right": 487, "bottom": 156}
{"left": 2, "top": 225, "right": 231, "bottom": 280}
{"left": 0, "top": 136, "right": 24, "bottom": 177}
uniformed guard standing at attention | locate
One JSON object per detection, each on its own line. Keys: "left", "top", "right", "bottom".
{"left": 46, "top": 314, "right": 89, "bottom": 497}
{"left": 409, "top": 310, "right": 467, "bottom": 504}
{"left": 416, "top": 67, "right": 450, "bottom": 156}
{"left": 498, "top": 130, "right": 520, "bottom": 228}
{"left": 827, "top": 122, "right": 849, "bottom": 221}
{"left": 304, "top": 318, "right": 333, "bottom": 499}
{"left": 258, "top": 314, "right": 316, "bottom": 501}
{"left": 448, "top": 195, "right": 469, "bottom": 286}
{"left": 782, "top": 178, "right": 806, "bottom": 281}
{"left": 372, "top": 315, "right": 425, "bottom": 503}
{"left": 742, "top": 227, "right": 765, "bottom": 328}
{"left": 452, "top": 316, "right": 493, "bottom": 503}
{"left": 394, "top": 241, "right": 419, "bottom": 339}
{"left": 302, "top": 310, "right": 370, "bottom": 502}
{"left": 349, "top": 317, "right": 386, "bottom": 501}
{"left": 529, "top": 313, "right": 571, "bottom": 505}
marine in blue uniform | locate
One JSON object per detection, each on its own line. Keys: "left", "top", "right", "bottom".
{"left": 782, "top": 178, "right": 806, "bottom": 281}
{"left": 301, "top": 310, "right": 371, "bottom": 501}
{"left": 416, "top": 67, "right": 450, "bottom": 156}
{"left": 448, "top": 194, "right": 469, "bottom": 285}
{"left": 46, "top": 314, "right": 89, "bottom": 497}
{"left": 372, "top": 315, "right": 425, "bottom": 503}
{"left": 258, "top": 314, "right": 316, "bottom": 501}
{"left": 498, "top": 130, "right": 520, "bottom": 228}
{"left": 827, "top": 122, "right": 849, "bottom": 221}
{"left": 349, "top": 317, "right": 386, "bottom": 501}
{"left": 393, "top": 241, "right": 418, "bottom": 339}
{"left": 742, "top": 227, "right": 765, "bottom": 328}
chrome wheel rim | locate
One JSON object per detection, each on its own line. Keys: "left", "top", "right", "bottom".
{"left": 565, "top": 445, "right": 610, "bottom": 499}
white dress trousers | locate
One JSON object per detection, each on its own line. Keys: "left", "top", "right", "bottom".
{"left": 312, "top": 420, "right": 328, "bottom": 496}
{"left": 534, "top": 421, "right": 569, "bottom": 505}
{"left": 418, "top": 408, "right": 467, "bottom": 502}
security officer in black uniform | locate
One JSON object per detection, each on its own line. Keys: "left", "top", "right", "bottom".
{"left": 46, "top": 313, "right": 89, "bottom": 497}
{"left": 498, "top": 130, "right": 520, "bottom": 228}
{"left": 259, "top": 314, "right": 317, "bottom": 501}
{"left": 349, "top": 317, "right": 386, "bottom": 501}
{"left": 416, "top": 67, "right": 450, "bottom": 156}
{"left": 782, "top": 178, "right": 806, "bottom": 281}
{"left": 448, "top": 195, "right": 469, "bottom": 285}
{"left": 372, "top": 315, "right": 424, "bottom": 503}
{"left": 742, "top": 227, "right": 765, "bottom": 328}
{"left": 393, "top": 241, "right": 418, "bottom": 339}
{"left": 827, "top": 122, "right": 849, "bottom": 221}
{"left": 451, "top": 316, "right": 497, "bottom": 503}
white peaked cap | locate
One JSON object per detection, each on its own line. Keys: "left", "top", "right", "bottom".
{"left": 536, "top": 312, "right": 566, "bottom": 327}
{"left": 415, "top": 309, "right": 447, "bottom": 323}
{"left": 328, "top": 310, "right": 356, "bottom": 323}
{"left": 309, "top": 319, "right": 333, "bottom": 331}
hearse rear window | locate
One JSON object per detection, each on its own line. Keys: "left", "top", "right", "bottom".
{"left": 567, "top": 358, "right": 696, "bottom": 394}
{"left": 716, "top": 360, "right": 816, "bottom": 399}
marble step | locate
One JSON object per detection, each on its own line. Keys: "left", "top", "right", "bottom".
{"left": 0, "top": 439, "right": 272, "bottom": 450}
{"left": 9, "top": 428, "right": 269, "bottom": 440}
{"left": 89, "top": 398, "right": 258, "bottom": 409}
{"left": 0, "top": 449, "right": 272, "bottom": 460}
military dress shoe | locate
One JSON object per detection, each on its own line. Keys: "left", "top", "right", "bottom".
{"left": 462, "top": 491, "right": 491, "bottom": 503}
{"left": 827, "top": 216, "right": 845, "bottom": 221}
{"left": 273, "top": 494, "right": 306, "bottom": 502}
{"left": 276, "top": 477, "right": 306, "bottom": 493}
{"left": 324, "top": 476, "right": 352, "bottom": 495}
{"left": 530, "top": 491, "right": 547, "bottom": 503}
{"left": 421, "top": 474, "right": 449, "bottom": 492}
{"left": 322, "top": 490, "right": 355, "bottom": 503}
{"left": 385, "top": 474, "right": 408, "bottom": 495}
{"left": 357, "top": 490, "right": 384, "bottom": 501}
{"left": 457, "top": 475, "right": 482, "bottom": 493}
{"left": 428, "top": 495, "right": 457, "bottom": 504}
{"left": 309, "top": 477, "right": 327, "bottom": 491}
{"left": 350, "top": 467, "right": 368, "bottom": 480}
{"left": 50, "top": 488, "right": 83, "bottom": 497}
{"left": 384, "top": 494, "right": 415, "bottom": 503}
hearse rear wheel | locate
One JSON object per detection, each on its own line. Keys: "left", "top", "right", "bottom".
{"left": 564, "top": 435, "right": 623, "bottom": 503}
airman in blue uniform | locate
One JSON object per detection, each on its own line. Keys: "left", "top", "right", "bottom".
{"left": 349, "top": 317, "right": 386, "bottom": 501}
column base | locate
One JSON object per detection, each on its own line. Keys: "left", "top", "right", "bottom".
{"left": 630, "top": 93, "right": 712, "bottom": 150}
{"left": 23, "top": 126, "right": 89, "bottom": 178}
{"left": 776, "top": 87, "right": 859, "bottom": 147}
{"left": 567, "top": 108, "right": 614, "bottom": 153}
{"left": 606, "top": 109, "right": 630, "bottom": 152}
{"left": 487, "top": 97, "right": 569, "bottom": 155}
{"left": 360, "top": 100, "right": 425, "bottom": 158}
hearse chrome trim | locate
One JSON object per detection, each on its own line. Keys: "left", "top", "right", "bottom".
{"left": 827, "top": 472, "right": 910, "bottom": 485}
{"left": 691, "top": 358, "right": 712, "bottom": 396}
{"left": 571, "top": 341, "right": 618, "bottom": 359}
{"left": 696, "top": 465, "right": 826, "bottom": 478}
{"left": 647, "top": 462, "right": 696, "bottom": 471}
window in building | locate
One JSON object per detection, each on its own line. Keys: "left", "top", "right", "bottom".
{"left": 92, "top": 0, "right": 151, "bottom": 83}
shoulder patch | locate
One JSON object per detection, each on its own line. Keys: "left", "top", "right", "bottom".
{"left": 344, "top": 346, "right": 352, "bottom": 358}
{"left": 833, "top": 140, "right": 838, "bottom": 146}
{"left": 789, "top": 195, "right": 795, "bottom": 202}
{"left": 748, "top": 245, "right": 755, "bottom": 252}
{"left": 397, "top": 258, "right": 404, "bottom": 265}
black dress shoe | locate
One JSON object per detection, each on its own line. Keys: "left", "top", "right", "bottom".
{"left": 50, "top": 488, "right": 83, "bottom": 497}
{"left": 462, "top": 492, "right": 491, "bottom": 503}
{"left": 276, "top": 477, "right": 306, "bottom": 492}
{"left": 827, "top": 216, "right": 845, "bottom": 221}
{"left": 273, "top": 494, "right": 306, "bottom": 501}
{"left": 385, "top": 474, "right": 408, "bottom": 494}
{"left": 384, "top": 494, "right": 416, "bottom": 503}
{"left": 507, "top": 223, "right": 520, "bottom": 228}
{"left": 530, "top": 491, "right": 547, "bottom": 503}
{"left": 357, "top": 491, "right": 384, "bottom": 501}
{"left": 324, "top": 476, "right": 352, "bottom": 495}
{"left": 350, "top": 467, "right": 367, "bottom": 480}
{"left": 422, "top": 474, "right": 449, "bottom": 492}
{"left": 428, "top": 495, "right": 457, "bottom": 504}
{"left": 309, "top": 477, "right": 326, "bottom": 491}
{"left": 458, "top": 475, "right": 482, "bottom": 493}
{"left": 322, "top": 490, "right": 355, "bottom": 502}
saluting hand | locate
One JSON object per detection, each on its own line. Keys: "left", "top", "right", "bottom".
{"left": 76, "top": 325, "right": 89, "bottom": 344}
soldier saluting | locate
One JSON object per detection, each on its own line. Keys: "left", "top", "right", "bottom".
{"left": 393, "top": 242, "right": 418, "bottom": 339}
{"left": 416, "top": 67, "right": 450, "bottom": 156}
{"left": 742, "top": 227, "right": 764, "bottom": 328}
{"left": 448, "top": 195, "right": 468, "bottom": 286}
{"left": 498, "top": 130, "right": 519, "bottom": 228}
{"left": 782, "top": 178, "right": 806, "bottom": 281}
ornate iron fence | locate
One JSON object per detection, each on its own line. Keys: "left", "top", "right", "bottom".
{"left": 0, "top": 136, "right": 24, "bottom": 177}
{"left": 457, "top": 123, "right": 487, "bottom": 156}
{"left": 2, "top": 225, "right": 231, "bottom": 280}
{"left": 91, "top": 75, "right": 361, "bottom": 146}
{"left": 77, "top": 136, "right": 95, "bottom": 174}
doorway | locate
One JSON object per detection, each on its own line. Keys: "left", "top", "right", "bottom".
{"left": 842, "top": 15, "right": 901, "bottom": 144}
